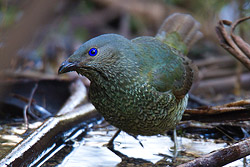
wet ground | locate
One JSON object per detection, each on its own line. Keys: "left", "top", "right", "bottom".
{"left": 1, "top": 118, "right": 250, "bottom": 166}
{"left": 48, "top": 124, "right": 249, "bottom": 167}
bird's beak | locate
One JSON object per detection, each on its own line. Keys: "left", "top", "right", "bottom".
{"left": 58, "top": 60, "right": 77, "bottom": 74}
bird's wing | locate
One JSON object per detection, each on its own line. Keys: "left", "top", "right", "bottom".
{"left": 132, "top": 36, "right": 197, "bottom": 99}
{"left": 150, "top": 55, "right": 197, "bottom": 99}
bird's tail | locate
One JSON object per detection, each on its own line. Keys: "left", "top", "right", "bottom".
{"left": 156, "top": 13, "right": 203, "bottom": 54}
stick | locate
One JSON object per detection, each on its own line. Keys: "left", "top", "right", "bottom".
{"left": 178, "top": 137, "right": 250, "bottom": 167}
{"left": 23, "top": 83, "right": 39, "bottom": 128}
{"left": 185, "top": 99, "right": 250, "bottom": 115}
{"left": 215, "top": 17, "right": 250, "bottom": 70}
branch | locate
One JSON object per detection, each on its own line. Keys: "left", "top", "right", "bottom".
{"left": 178, "top": 137, "right": 250, "bottom": 167}
{"left": 215, "top": 16, "right": 250, "bottom": 70}
{"left": 231, "top": 17, "right": 250, "bottom": 58}
{"left": 185, "top": 99, "right": 250, "bottom": 115}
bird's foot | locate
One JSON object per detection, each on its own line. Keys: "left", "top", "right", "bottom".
{"left": 105, "top": 129, "right": 121, "bottom": 148}
{"left": 104, "top": 129, "right": 128, "bottom": 160}
{"left": 106, "top": 143, "right": 128, "bottom": 160}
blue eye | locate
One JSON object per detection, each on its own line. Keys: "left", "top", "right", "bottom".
{"left": 88, "top": 48, "right": 98, "bottom": 56}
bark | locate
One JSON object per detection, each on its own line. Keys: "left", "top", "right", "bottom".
{"left": 178, "top": 137, "right": 250, "bottom": 167}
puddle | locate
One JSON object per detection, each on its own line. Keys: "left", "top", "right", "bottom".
{"left": 1, "top": 121, "right": 249, "bottom": 166}
{"left": 58, "top": 126, "right": 245, "bottom": 167}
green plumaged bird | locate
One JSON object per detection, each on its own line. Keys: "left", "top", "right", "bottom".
{"left": 58, "top": 13, "right": 202, "bottom": 149}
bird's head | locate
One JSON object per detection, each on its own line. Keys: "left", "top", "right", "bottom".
{"left": 58, "top": 34, "right": 135, "bottom": 80}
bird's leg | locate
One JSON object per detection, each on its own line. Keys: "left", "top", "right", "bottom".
{"left": 106, "top": 129, "right": 128, "bottom": 160}
{"left": 173, "top": 128, "right": 178, "bottom": 159}
{"left": 171, "top": 128, "right": 186, "bottom": 163}
{"left": 107, "top": 129, "right": 121, "bottom": 149}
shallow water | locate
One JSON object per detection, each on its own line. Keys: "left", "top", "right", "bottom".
{"left": 1, "top": 121, "right": 250, "bottom": 166}
{"left": 58, "top": 126, "right": 247, "bottom": 167}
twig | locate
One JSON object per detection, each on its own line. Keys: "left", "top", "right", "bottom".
{"left": 215, "top": 16, "right": 250, "bottom": 70}
{"left": 185, "top": 99, "right": 250, "bottom": 115}
{"left": 231, "top": 17, "right": 250, "bottom": 58}
{"left": 215, "top": 126, "right": 236, "bottom": 142}
{"left": 23, "top": 105, "right": 29, "bottom": 129}
{"left": 0, "top": 103, "right": 98, "bottom": 167}
{"left": 23, "top": 83, "right": 39, "bottom": 128}
{"left": 225, "top": 99, "right": 250, "bottom": 107}
{"left": 13, "top": 93, "right": 51, "bottom": 119}
{"left": 186, "top": 106, "right": 246, "bottom": 115}
{"left": 178, "top": 137, "right": 250, "bottom": 167}
{"left": 28, "top": 83, "right": 38, "bottom": 115}
{"left": 0, "top": 79, "right": 98, "bottom": 167}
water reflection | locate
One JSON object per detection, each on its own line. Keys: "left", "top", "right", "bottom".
{"left": 59, "top": 127, "right": 228, "bottom": 167}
